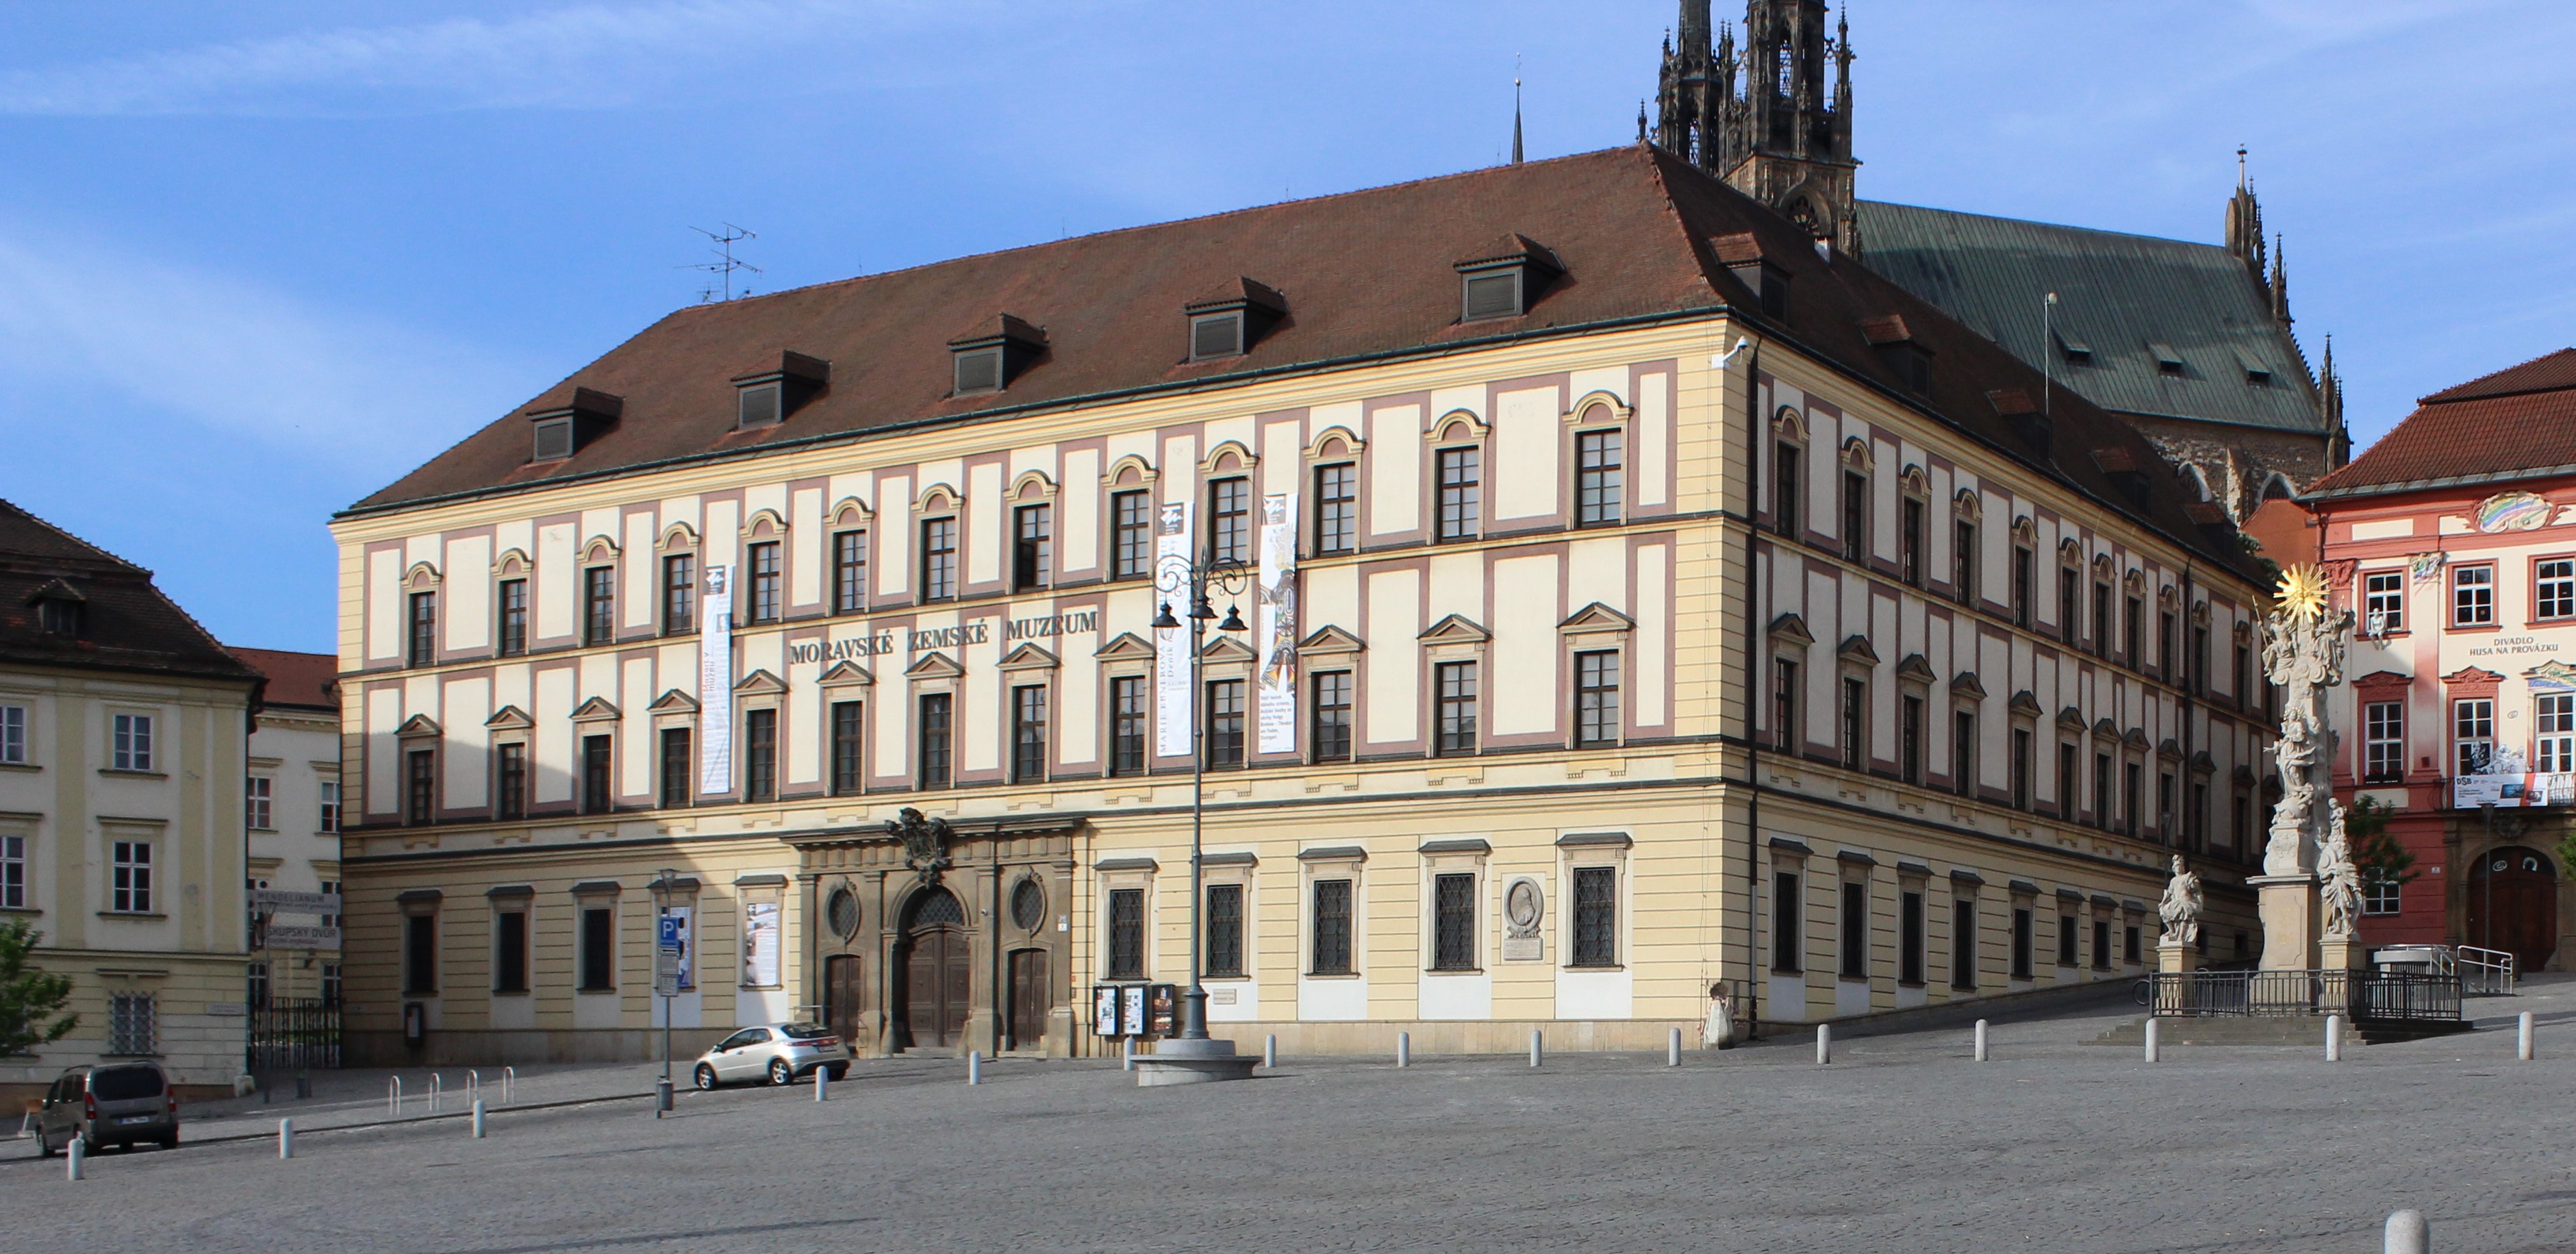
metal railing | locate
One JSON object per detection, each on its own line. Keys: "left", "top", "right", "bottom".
{"left": 248, "top": 999, "right": 342, "bottom": 1071}
{"left": 2145, "top": 970, "right": 2462, "bottom": 1023}
{"left": 2457, "top": 946, "right": 2517, "bottom": 996}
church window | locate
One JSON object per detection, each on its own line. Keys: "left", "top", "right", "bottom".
{"left": 1775, "top": 42, "right": 1793, "bottom": 95}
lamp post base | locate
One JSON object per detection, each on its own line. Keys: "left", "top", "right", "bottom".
{"left": 1179, "top": 986, "right": 1210, "bottom": 1040}
{"left": 1132, "top": 1036, "right": 1257, "bottom": 1086}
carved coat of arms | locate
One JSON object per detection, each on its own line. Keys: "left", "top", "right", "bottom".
{"left": 887, "top": 807, "right": 953, "bottom": 884}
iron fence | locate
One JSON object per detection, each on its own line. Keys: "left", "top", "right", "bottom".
{"left": 249, "top": 999, "right": 342, "bottom": 1071}
{"left": 2144, "top": 970, "right": 2462, "bottom": 1023}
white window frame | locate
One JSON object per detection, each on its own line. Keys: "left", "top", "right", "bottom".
{"left": 2453, "top": 565, "right": 2495, "bottom": 627}
{"left": 112, "top": 712, "right": 153, "bottom": 772}
{"left": 2455, "top": 698, "right": 2496, "bottom": 777}
{"left": 2542, "top": 558, "right": 2576, "bottom": 621}
{"left": 318, "top": 779, "right": 340, "bottom": 833}
{"left": 111, "top": 840, "right": 153, "bottom": 913}
{"left": 2364, "top": 701, "right": 2405, "bottom": 781}
{"left": 2537, "top": 693, "right": 2576, "bottom": 773}
{"left": 2362, "top": 570, "right": 2405, "bottom": 635}
{"left": 0, "top": 703, "right": 25, "bottom": 764}
{"left": 2362, "top": 873, "right": 2402, "bottom": 917}
{"left": 246, "top": 775, "right": 274, "bottom": 831}
{"left": 0, "top": 832, "right": 24, "bottom": 910}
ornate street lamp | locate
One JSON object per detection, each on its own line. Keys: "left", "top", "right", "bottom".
{"left": 1152, "top": 552, "right": 1250, "bottom": 1042}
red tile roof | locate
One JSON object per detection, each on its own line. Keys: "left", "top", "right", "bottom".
{"left": 2308, "top": 349, "right": 2576, "bottom": 497}
{"left": 229, "top": 647, "right": 338, "bottom": 712}
{"left": 346, "top": 146, "right": 2257, "bottom": 577}
{"left": 0, "top": 499, "right": 262, "bottom": 686}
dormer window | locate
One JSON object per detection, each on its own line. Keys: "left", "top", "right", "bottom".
{"left": 2052, "top": 328, "right": 2092, "bottom": 364}
{"left": 1184, "top": 277, "right": 1286, "bottom": 363}
{"left": 731, "top": 351, "right": 829, "bottom": 430}
{"left": 1453, "top": 234, "right": 1563, "bottom": 323}
{"left": 2234, "top": 349, "right": 2273, "bottom": 386}
{"left": 2149, "top": 342, "right": 2186, "bottom": 377}
{"left": 1861, "top": 316, "right": 1934, "bottom": 397}
{"left": 947, "top": 314, "right": 1047, "bottom": 395}
{"left": 27, "top": 579, "right": 82, "bottom": 637}
{"left": 1711, "top": 232, "right": 1790, "bottom": 319}
{"left": 524, "top": 387, "right": 623, "bottom": 463}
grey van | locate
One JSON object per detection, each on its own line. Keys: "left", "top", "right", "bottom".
{"left": 31, "top": 1062, "right": 179, "bottom": 1155}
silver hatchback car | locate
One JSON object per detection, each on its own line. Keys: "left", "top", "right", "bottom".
{"left": 692, "top": 1022, "right": 850, "bottom": 1089}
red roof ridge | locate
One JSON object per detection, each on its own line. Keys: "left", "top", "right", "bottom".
{"left": 2420, "top": 346, "right": 2576, "bottom": 405}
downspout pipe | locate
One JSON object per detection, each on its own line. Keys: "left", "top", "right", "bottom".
{"left": 1728, "top": 334, "right": 1764, "bottom": 1038}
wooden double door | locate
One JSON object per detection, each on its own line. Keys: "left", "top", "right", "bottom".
{"left": 896, "top": 888, "right": 971, "bottom": 1051}
{"left": 2467, "top": 846, "right": 2561, "bottom": 973}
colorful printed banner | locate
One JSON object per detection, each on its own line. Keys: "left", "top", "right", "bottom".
{"left": 1154, "top": 501, "right": 1194, "bottom": 759}
{"left": 698, "top": 564, "right": 735, "bottom": 795}
{"left": 741, "top": 899, "right": 781, "bottom": 987}
{"left": 1256, "top": 492, "right": 1301, "bottom": 755}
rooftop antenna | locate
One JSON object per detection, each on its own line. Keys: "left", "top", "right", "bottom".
{"left": 1512, "top": 55, "right": 1525, "bottom": 166}
{"left": 683, "top": 223, "right": 762, "bottom": 302}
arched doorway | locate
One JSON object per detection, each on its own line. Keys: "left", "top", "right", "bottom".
{"left": 2466, "top": 845, "right": 2560, "bottom": 973}
{"left": 893, "top": 888, "right": 970, "bottom": 1051}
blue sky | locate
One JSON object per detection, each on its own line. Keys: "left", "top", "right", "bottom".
{"left": 2, "top": 1, "right": 2571, "bottom": 653}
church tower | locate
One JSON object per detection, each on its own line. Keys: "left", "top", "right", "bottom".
{"left": 1654, "top": 0, "right": 1860, "bottom": 255}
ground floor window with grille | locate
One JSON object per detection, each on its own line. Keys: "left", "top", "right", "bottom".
{"left": 2125, "top": 925, "right": 2142, "bottom": 965}
{"left": 1311, "top": 879, "right": 1354, "bottom": 975}
{"left": 1106, "top": 888, "right": 1145, "bottom": 981}
{"left": 1431, "top": 873, "right": 1476, "bottom": 970}
{"left": 1952, "top": 899, "right": 1977, "bottom": 989}
{"left": 578, "top": 905, "right": 614, "bottom": 991}
{"left": 106, "top": 992, "right": 156, "bottom": 1055}
{"left": 1204, "top": 883, "right": 1243, "bottom": 978}
{"left": 321, "top": 964, "right": 342, "bottom": 1008}
{"left": 2363, "top": 872, "right": 2402, "bottom": 916}
{"left": 1772, "top": 871, "right": 1802, "bottom": 973}
{"left": 403, "top": 913, "right": 438, "bottom": 994}
{"left": 1571, "top": 866, "right": 1617, "bottom": 968}
{"left": 247, "top": 960, "right": 270, "bottom": 1010}
{"left": 1840, "top": 881, "right": 1869, "bottom": 978}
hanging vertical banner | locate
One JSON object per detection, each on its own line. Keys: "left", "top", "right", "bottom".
{"left": 698, "top": 564, "right": 735, "bottom": 795}
{"left": 1256, "top": 491, "right": 1300, "bottom": 755}
{"left": 740, "top": 899, "right": 781, "bottom": 987}
{"left": 1154, "top": 501, "right": 1194, "bottom": 759}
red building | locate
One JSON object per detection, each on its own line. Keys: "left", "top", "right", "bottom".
{"left": 2306, "top": 349, "right": 2576, "bottom": 972}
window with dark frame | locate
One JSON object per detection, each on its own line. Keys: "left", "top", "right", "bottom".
{"left": 1572, "top": 866, "right": 1617, "bottom": 967}
{"left": 1900, "top": 694, "right": 1924, "bottom": 785}
{"left": 659, "top": 727, "right": 691, "bottom": 808}
{"left": 1437, "top": 447, "right": 1481, "bottom": 542}
{"left": 578, "top": 905, "right": 614, "bottom": 991}
{"left": 2233, "top": 638, "right": 2251, "bottom": 709}
{"left": 1899, "top": 495, "right": 1923, "bottom": 586}
{"left": 1774, "top": 440, "right": 1803, "bottom": 537}
{"left": 1773, "top": 871, "right": 1802, "bottom": 972}
{"left": 1206, "top": 883, "right": 1244, "bottom": 977}
{"left": 1013, "top": 505, "right": 1052, "bottom": 592}
{"left": 1435, "top": 662, "right": 1478, "bottom": 756}
{"left": 583, "top": 566, "right": 615, "bottom": 647}
{"left": 747, "top": 542, "right": 782, "bottom": 623}
{"left": 2058, "top": 565, "right": 2080, "bottom": 646}
{"left": 1841, "top": 677, "right": 1866, "bottom": 770}
{"left": 1206, "top": 679, "right": 1246, "bottom": 768}
{"left": 2058, "top": 741, "right": 2079, "bottom": 820}
{"left": 1953, "top": 518, "right": 1977, "bottom": 605}
{"left": 405, "top": 748, "right": 435, "bottom": 827}
{"left": 2093, "top": 752, "right": 2114, "bottom": 831}
{"left": 2159, "top": 610, "right": 2177, "bottom": 680}
{"left": 2541, "top": 559, "right": 2576, "bottom": 620}
{"left": 1311, "top": 878, "right": 1354, "bottom": 975}
{"left": 1839, "top": 879, "right": 1869, "bottom": 978}
{"left": 1953, "top": 710, "right": 1977, "bottom": 798}
{"left": 1952, "top": 899, "right": 1978, "bottom": 988}
{"left": 1574, "top": 650, "right": 1620, "bottom": 747}
{"left": 2364, "top": 701, "right": 2405, "bottom": 782}
{"left": 582, "top": 733, "right": 614, "bottom": 814}
{"left": 1110, "top": 676, "right": 1147, "bottom": 775}
{"left": 1209, "top": 477, "right": 1250, "bottom": 563}
{"left": 498, "top": 579, "right": 529, "bottom": 655}
{"left": 1899, "top": 890, "right": 1925, "bottom": 984}
{"left": 2454, "top": 565, "right": 2495, "bottom": 626}
{"left": 2093, "top": 918, "right": 2112, "bottom": 970}
{"left": 829, "top": 702, "right": 863, "bottom": 795}
{"left": 110, "top": 840, "right": 151, "bottom": 913}
{"left": 1107, "top": 888, "right": 1146, "bottom": 980}
{"left": 496, "top": 742, "right": 527, "bottom": 820}
{"left": 1111, "top": 490, "right": 1151, "bottom": 579}
{"left": 1315, "top": 464, "right": 1356, "bottom": 554}
{"left": 1773, "top": 658, "right": 1801, "bottom": 753}
{"left": 1841, "top": 469, "right": 1868, "bottom": 563}
{"left": 2092, "top": 578, "right": 2112, "bottom": 659}
{"left": 404, "top": 913, "right": 438, "bottom": 994}
{"left": 1432, "top": 873, "right": 1476, "bottom": 971}
{"left": 919, "top": 519, "right": 957, "bottom": 603}
{"left": 2010, "top": 727, "right": 2032, "bottom": 810}
{"left": 744, "top": 710, "right": 776, "bottom": 803}
{"left": 2058, "top": 913, "right": 2078, "bottom": 966}
{"left": 1012, "top": 685, "right": 1049, "bottom": 782}
{"left": 918, "top": 693, "right": 953, "bottom": 789}
{"left": 2124, "top": 760, "right": 2143, "bottom": 838}
{"left": 661, "top": 556, "right": 694, "bottom": 634}
{"left": 493, "top": 909, "right": 528, "bottom": 994}
{"left": 2123, "top": 592, "right": 2143, "bottom": 669}
{"left": 2012, "top": 544, "right": 2034, "bottom": 627}
{"left": 1312, "top": 671, "right": 1353, "bottom": 762}
{"left": 2158, "top": 770, "right": 2177, "bottom": 840}
{"left": 831, "top": 531, "right": 866, "bottom": 614}
{"left": 2010, "top": 906, "right": 2034, "bottom": 980}
{"left": 2125, "top": 925, "right": 2143, "bottom": 964}
{"left": 1575, "top": 429, "right": 1624, "bottom": 527}
{"left": 408, "top": 591, "right": 437, "bottom": 666}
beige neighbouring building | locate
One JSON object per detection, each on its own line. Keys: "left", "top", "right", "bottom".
{"left": 330, "top": 147, "right": 2273, "bottom": 1067}
{"left": 1, "top": 499, "right": 262, "bottom": 1101}
{"left": 231, "top": 649, "right": 346, "bottom": 1012}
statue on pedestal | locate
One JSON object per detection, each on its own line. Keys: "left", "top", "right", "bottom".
{"left": 2158, "top": 855, "right": 2204, "bottom": 947}
{"left": 2319, "top": 801, "right": 2363, "bottom": 940}
{"left": 2262, "top": 566, "right": 2350, "bottom": 877}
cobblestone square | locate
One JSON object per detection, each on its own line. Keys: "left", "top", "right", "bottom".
{"left": 13, "top": 981, "right": 2576, "bottom": 1253}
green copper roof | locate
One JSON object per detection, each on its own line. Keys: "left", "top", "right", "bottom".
{"left": 1857, "top": 201, "right": 2327, "bottom": 435}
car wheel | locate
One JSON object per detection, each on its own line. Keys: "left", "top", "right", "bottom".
{"left": 767, "top": 1058, "right": 794, "bottom": 1086}
{"left": 693, "top": 1063, "right": 719, "bottom": 1092}
{"left": 31, "top": 1127, "right": 51, "bottom": 1159}
{"left": 157, "top": 1132, "right": 179, "bottom": 1151}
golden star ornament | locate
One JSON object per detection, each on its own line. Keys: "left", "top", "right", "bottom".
{"left": 2275, "top": 563, "right": 2329, "bottom": 623}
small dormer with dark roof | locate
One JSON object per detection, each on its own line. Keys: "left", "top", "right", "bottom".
{"left": 947, "top": 314, "right": 1047, "bottom": 394}
{"left": 527, "top": 387, "right": 624, "bottom": 462}
{"left": 1183, "top": 278, "right": 1287, "bottom": 362}
{"left": 1710, "top": 231, "right": 1790, "bottom": 319}
{"left": 731, "top": 351, "right": 830, "bottom": 431}
{"left": 1453, "top": 234, "right": 1563, "bottom": 322}
{"left": 25, "top": 577, "right": 83, "bottom": 637}
{"left": 1861, "top": 314, "right": 1933, "bottom": 397}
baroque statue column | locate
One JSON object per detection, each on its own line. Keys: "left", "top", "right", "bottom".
{"left": 2253, "top": 564, "right": 2351, "bottom": 973}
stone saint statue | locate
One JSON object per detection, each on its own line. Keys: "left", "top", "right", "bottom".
{"left": 2262, "top": 566, "right": 2351, "bottom": 877}
{"left": 2158, "top": 855, "right": 2203, "bottom": 947}
{"left": 2318, "top": 801, "right": 2364, "bottom": 940}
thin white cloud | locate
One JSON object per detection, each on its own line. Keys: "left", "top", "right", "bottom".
{"left": 0, "top": 228, "right": 534, "bottom": 475}
{"left": 0, "top": 0, "right": 957, "bottom": 116}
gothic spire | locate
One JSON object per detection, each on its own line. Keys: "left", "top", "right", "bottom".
{"left": 2269, "top": 232, "right": 2290, "bottom": 325}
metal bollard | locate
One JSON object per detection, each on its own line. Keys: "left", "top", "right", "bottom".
{"left": 388, "top": 1075, "right": 403, "bottom": 1117}
{"left": 1975, "top": 1019, "right": 1990, "bottom": 1063}
{"left": 430, "top": 1072, "right": 442, "bottom": 1114}
{"left": 1815, "top": 1023, "right": 1830, "bottom": 1066}
{"left": 66, "top": 1138, "right": 84, "bottom": 1181}
{"left": 655, "top": 1077, "right": 672, "bottom": 1118}
{"left": 279, "top": 1118, "right": 293, "bottom": 1159}
{"left": 2384, "top": 1208, "right": 2429, "bottom": 1254}
{"left": 1263, "top": 1034, "right": 1276, "bottom": 1068}
{"left": 2145, "top": 1018, "right": 2161, "bottom": 1063}
{"left": 1668, "top": 1026, "right": 1682, "bottom": 1066}
{"left": 816, "top": 1068, "right": 829, "bottom": 1101}
{"left": 2519, "top": 1012, "right": 2536, "bottom": 1061}
{"left": 1122, "top": 1036, "right": 1136, "bottom": 1072}
{"left": 1396, "top": 1033, "right": 1410, "bottom": 1068}
{"left": 503, "top": 1066, "right": 515, "bottom": 1105}
{"left": 1530, "top": 1029, "right": 1543, "bottom": 1068}
{"left": 2326, "top": 1015, "right": 2344, "bottom": 1062}
{"left": 472, "top": 1101, "right": 487, "bottom": 1138}
{"left": 968, "top": 1051, "right": 982, "bottom": 1085}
